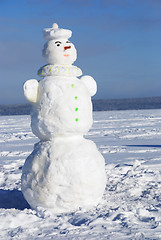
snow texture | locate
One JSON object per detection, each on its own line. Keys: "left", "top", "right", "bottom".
{"left": 1, "top": 109, "right": 161, "bottom": 239}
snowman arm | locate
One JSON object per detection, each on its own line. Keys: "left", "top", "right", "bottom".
{"left": 80, "top": 75, "right": 97, "bottom": 96}
{"left": 23, "top": 79, "right": 39, "bottom": 103}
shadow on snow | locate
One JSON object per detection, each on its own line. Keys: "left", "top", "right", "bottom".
{"left": 0, "top": 189, "right": 30, "bottom": 210}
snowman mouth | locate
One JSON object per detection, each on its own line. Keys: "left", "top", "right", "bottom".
{"left": 64, "top": 46, "right": 71, "bottom": 50}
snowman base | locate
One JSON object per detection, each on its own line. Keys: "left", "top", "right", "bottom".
{"left": 21, "top": 136, "right": 106, "bottom": 213}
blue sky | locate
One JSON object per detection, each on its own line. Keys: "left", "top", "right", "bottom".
{"left": 0, "top": 0, "right": 161, "bottom": 104}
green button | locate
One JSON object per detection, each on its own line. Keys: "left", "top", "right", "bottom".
{"left": 75, "top": 107, "right": 78, "bottom": 111}
{"left": 75, "top": 96, "right": 78, "bottom": 100}
{"left": 75, "top": 118, "right": 79, "bottom": 122}
{"left": 71, "top": 84, "right": 75, "bottom": 88}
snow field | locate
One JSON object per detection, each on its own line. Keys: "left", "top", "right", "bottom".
{"left": 1, "top": 110, "right": 161, "bottom": 239}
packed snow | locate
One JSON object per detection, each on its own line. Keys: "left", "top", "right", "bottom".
{"left": 22, "top": 23, "right": 106, "bottom": 212}
{"left": 1, "top": 109, "right": 161, "bottom": 239}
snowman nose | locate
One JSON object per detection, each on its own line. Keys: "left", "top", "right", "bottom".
{"left": 64, "top": 46, "right": 71, "bottom": 50}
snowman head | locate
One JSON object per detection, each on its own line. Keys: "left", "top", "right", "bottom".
{"left": 42, "top": 23, "right": 77, "bottom": 65}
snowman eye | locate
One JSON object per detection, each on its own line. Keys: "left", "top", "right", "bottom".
{"left": 55, "top": 41, "right": 62, "bottom": 47}
{"left": 66, "top": 41, "right": 71, "bottom": 43}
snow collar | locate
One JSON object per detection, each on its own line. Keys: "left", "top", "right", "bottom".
{"left": 38, "top": 64, "right": 82, "bottom": 77}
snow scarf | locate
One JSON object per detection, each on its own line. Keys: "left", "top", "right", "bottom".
{"left": 38, "top": 64, "right": 82, "bottom": 77}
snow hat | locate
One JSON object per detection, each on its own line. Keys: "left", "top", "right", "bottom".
{"left": 43, "top": 23, "right": 72, "bottom": 41}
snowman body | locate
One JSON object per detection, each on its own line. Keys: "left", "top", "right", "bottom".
{"left": 21, "top": 136, "right": 106, "bottom": 212}
{"left": 31, "top": 74, "right": 93, "bottom": 140}
{"left": 21, "top": 24, "right": 106, "bottom": 213}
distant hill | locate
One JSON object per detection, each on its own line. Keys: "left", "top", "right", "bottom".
{"left": 93, "top": 97, "right": 161, "bottom": 111}
{"left": 0, "top": 97, "right": 161, "bottom": 116}
{"left": 0, "top": 104, "right": 31, "bottom": 116}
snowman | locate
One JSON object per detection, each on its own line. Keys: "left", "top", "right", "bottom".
{"left": 21, "top": 23, "right": 106, "bottom": 213}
